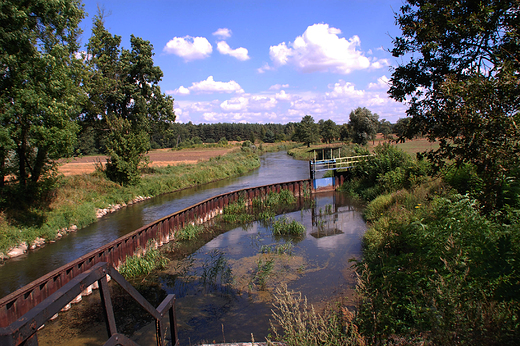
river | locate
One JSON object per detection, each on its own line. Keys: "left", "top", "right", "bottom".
{"left": 0, "top": 151, "right": 310, "bottom": 298}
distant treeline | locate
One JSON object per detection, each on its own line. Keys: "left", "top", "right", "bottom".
{"left": 77, "top": 117, "right": 406, "bottom": 155}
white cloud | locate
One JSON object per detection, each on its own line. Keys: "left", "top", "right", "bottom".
{"left": 269, "top": 23, "right": 386, "bottom": 74}
{"left": 212, "top": 28, "right": 232, "bottom": 39}
{"left": 269, "top": 84, "right": 289, "bottom": 90}
{"left": 220, "top": 97, "right": 249, "bottom": 111}
{"left": 174, "top": 76, "right": 244, "bottom": 95}
{"left": 249, "top": 96, "right": 277, "bottom": 111}
{"left": 163, "top": 36, "right": 212, "bottom": 61}
{"left": 257, "top": 62, "right": 275, "bottom": 73}
{"left": 217, "top": 41, "right": 250, "bottom": 61}
{"left": 326, "top": 80, "right": 365, "bottom": 99}
{"left": 369, "top": 59, "right": 390, "bottom": 70}
{"left": 275, "top": 90, "right": 292, "bottom": 101}
{"left": 368, "top": 75, "right": 390, "bottom": 90}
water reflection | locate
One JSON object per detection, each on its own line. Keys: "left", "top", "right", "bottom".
{"left": 37, "top": 191, "right": 366, "bottom": 345}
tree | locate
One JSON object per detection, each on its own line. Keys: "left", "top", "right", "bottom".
{"left": 378, "top": 119, "right": 393, "bottom": 140}
{"left": 348, "top": 107, "right": 379, "bottom": 145}
{"left": 320, "top": 119, "right": 339, "bottom": 144}
{"left": 292, "top": 115, "right": 320, "bottom": 147}
{"left": 84, "top": 13, "right": 175, "bottom": 185}
{"left": 339, "top": 124, "right": 350, "bottom": 142}
{"left": 0, "top": 0, "right": 84, "bottom": 197}
{"left": 390, "top": 0, "right": 520, "bottom": 210}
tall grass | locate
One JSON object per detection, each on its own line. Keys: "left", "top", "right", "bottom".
{"left": 118, "top": 241, "right": 169, "bottom": 279}
{"left": 268, "top": 285, "right": 366, "bottom": 346}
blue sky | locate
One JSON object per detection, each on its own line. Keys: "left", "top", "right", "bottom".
{"left": 79, "top": 0, "right": 408, "bottom": 125}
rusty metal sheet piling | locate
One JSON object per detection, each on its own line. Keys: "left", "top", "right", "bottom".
{"left": 0, "top": 179, "right": 311, "bottom": 329}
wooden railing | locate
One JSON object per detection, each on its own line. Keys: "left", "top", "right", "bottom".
{"left": 0, "top": 179, "right": 312, "bottom": 330}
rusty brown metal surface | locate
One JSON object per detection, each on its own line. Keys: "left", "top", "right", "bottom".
{"left": 0, "top": 180, "right": 312, "bottom": 329}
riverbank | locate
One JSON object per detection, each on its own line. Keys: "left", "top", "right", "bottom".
{"left": 0, "top": 148, "right": 261, "bottom": 260}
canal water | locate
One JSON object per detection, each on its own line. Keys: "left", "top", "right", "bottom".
{"left": 0, "top": 152, "right": 310, "bottom": 298}
{"left": 38, "top": 191, "right": 366, "bottom": 345}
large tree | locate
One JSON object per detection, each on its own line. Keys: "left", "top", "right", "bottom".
{"left": 84, "top": 13, "right": 175, "bottom": 185}
{"left": 320, "top": 119, "right": 339, "bottom": 144}
{"left": 0, "top": 0, "right": 84, "bottom": 195}
{"left": 348, "top": 107, "right": 379, "bottom": 145}
{"left": 292, "top": 115, "right": 320, "bottom": 147}
{"left": 390, "top": 0, "right": 520, "bottom": 210}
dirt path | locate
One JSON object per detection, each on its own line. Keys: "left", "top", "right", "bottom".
{"left": 58, "top": 147, "right": 237, "bottom": 176}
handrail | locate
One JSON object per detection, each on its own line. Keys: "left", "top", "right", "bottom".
{"left": 0, "top": 262, "right": 178, "bottom": 346}
{"left": 0, "top": 179, "right": 312, "bottom": 328}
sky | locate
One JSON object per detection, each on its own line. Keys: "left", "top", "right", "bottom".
{"left": 79, "top": 0, "right": 409, "bottom": 125}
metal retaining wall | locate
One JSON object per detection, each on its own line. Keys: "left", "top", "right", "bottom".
{"left": 0, "top": 179, "right": 312, "bottom": 328}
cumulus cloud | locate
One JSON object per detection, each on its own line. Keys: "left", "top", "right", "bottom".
{"left": 172, "top": 76, "right": 244, "bottom": 95}
{"left": 217, "top": 41, "right": 250, "bottom": 61}
{"left": 257, "top": 62, "right": 275, "bottom": 73}
{"left": 269, "top": 23, "right": 385, "bottom": 74}
{"left": 163, "top": 36, "right": 212, "bottom": 61}
{"left": 368, "top": 75, "right": 390, "bottom": 90}
{"left": 326, "top": 80, "right": 365, "bottom": 99}
{"left": 269, "top": 84, "right": 290, "bottom": 90}
{"left": 212, "top": 28, "right": 232, "bottom": 39}
{"left": 275, "top": 90, "right": 291, "bottom": 101}
{"left": 220, "top": 97, "right": 249, "bottom": 111}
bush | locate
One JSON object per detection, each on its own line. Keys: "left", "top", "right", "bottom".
{"left": 357, "top": 194, "right": 520, "bottom": 344}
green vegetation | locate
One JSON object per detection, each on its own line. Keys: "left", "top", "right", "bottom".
{"left": 83, "top": 12, "right": 175, "bottom": 186}
{"left": 118, "top": 242, "right": 169, "bottom": 279}
{"left": 0, "top": 150, "right": 259, "bottom": 255}
{"left": 335, "top": 142, "right": 520, "bottom": 343}
{"left": 268, "top": 285, "right": 366, "bottom": 346}
{"left": 176, "top": 224, "right": 204, "bottom": 241}
{"left": 272, "top": 216, "right": 306, "bottom": 236}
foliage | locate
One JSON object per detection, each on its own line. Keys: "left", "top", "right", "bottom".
{"left": 118, "top": 241, "right": 168, "bottom": 279}
{"left": 389, "top": 0, "right": 520, "bottom": 211}
{"left": 268, "top": 285, "right": 366, "bottom": 346}
{"left": 0, "top": 0, "right": 85, "bottom": 198}
{"left": 357, "top": 194, "right": 520, "bottom": 344}
{"left": 339, "top": 144, "right": 431, "bottom": 201}
{"left": 272, "top": 216, "right": 306, "bottom": 236}
{"left": 348, "top": 108, "right": 379, "bottom": 145}
{"left": 83, "top": 12, "right": 175, "bottom": 185}
{"left": 292, "top": 115, "right": 320, "bottom": 147}
{"left": 176, "top": 224, "right": 204, "bottom": 241}
{"left": 319, "top": 119, "right": 339, "bottom": 144}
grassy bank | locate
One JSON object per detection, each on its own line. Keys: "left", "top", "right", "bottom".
{"left": 0, "top": 148, "right": 260, "bottom": 256}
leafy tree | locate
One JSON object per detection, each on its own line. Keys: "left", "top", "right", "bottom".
{"left": 348, "top": 107, "right": 379, "bottom": 145}
{"left": 389, "top": 0, "right": 520, "bottom": 210}
{"left": 320, "top": 119, "right": 339, "bottom": 144}
{"left": 392, "top": 118, "right": 411, "bottom": 138}
{"left": 292, "top": 115, "right": 320, "bottom": 147}
{"left": 84, "top": 13, "right": 175, "bottom": 185}
{"left": 378, "top": 119, "right": 393, "bottom": 139}
{"left": 339, "top": 124, "right": 351, "bottom": 142}
{"left": 0, "top": 0, "right": 84, "bottom": 198}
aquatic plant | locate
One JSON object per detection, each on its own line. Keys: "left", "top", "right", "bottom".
{"left": 118, "top": 241, "right": 169, "bottom": 279}
{"left": 272, "top": 216, "right": 305, "bottom": 236}
{"left": 176, "top": 224, "right": 204, "bottom": 241}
